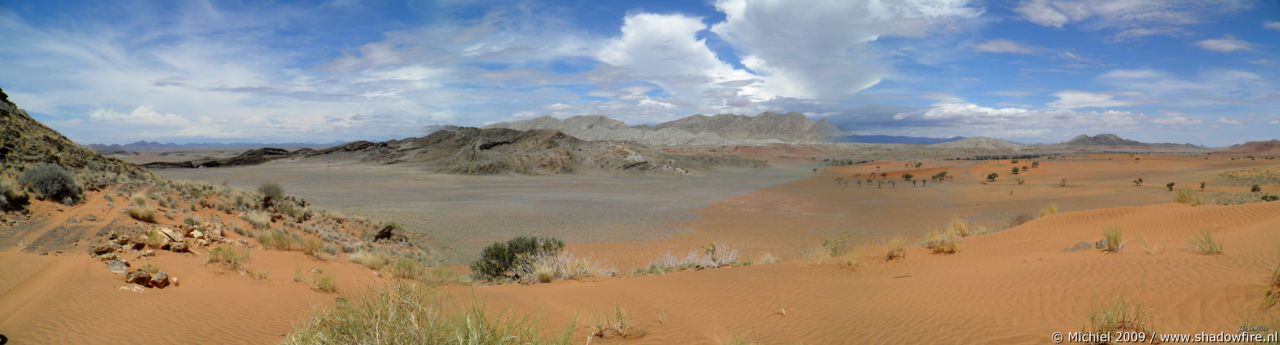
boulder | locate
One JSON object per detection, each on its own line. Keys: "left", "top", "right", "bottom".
{"left": 1094, "top": 239, "right": 1108, "bottom": 250}
{"left": 158, "top": 227, "right": 183, "bottom": 242}
{"left": 125, "top": 270, "right": 151, "bottom": 285}
{"left": 150, "top": 271, "right": 170, "bottom": 288}
{"left": 169, "top": 241, "right": 189, "bottom": 253}
{"left": 91, "top": 243, "right": 116, "bottom": 255}
{"left": 97, "top": 253, "right": 120, "bottom": 262}
{"left": 106, "top": 260, "right": 129, "bottom": 274}
{"left": 191, "top": 230, "right": 204, "bottom": 239}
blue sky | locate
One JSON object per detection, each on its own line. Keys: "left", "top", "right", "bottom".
{"left": 1, "top": 0, "right": 1277, "bottom": 146}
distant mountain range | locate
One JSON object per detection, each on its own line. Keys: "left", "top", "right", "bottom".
{"left": 1222, "top": 140, "right": 1280, "bottom": 155}
{"left": 1060, "top": 134, "right": 1207, "bottom": 149}
{"left": 832, "top": 135, "right": 964, "bottom": 145}
{"left": 86, "top": 140, "right": 343, "bottom": 152}
{"left": 486, "top": 112, "right": 844, "bottom": 146}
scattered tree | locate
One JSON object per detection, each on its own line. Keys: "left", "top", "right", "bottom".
{"left": 880, "top": 172, "right": 887, "bottom": 179}
{"left": 1253, "top": 185, "right": 1263, "bottom": 193}
{"left": 1016, "top": 177, "right": 1025, "bottom": 185}
{"left": 1166, "top": 182, "right": 1175, "bottom": 191}
{"left": 986, "top": 172, "right": 999, "bottom": 182}
{"left": 1059, "top": 178, "right": 1067, "bottom": 187}
{"left": 1200, "top": 181, "right": 1205, "bottom": 191}
{"left": 914, "top": 162, "right": 922, "bottom": 168}
{"left": 1011, "top": 167, "right": 1020, "bottom": 175}
{"left": 901, "top": 174, "right": 914, "bottom": 181}
{"left": 1031, "top": 161, "right": 1040, "bottom": 168}
{"left": 1133, "top": 178, "right": 1143, "bottom": 186}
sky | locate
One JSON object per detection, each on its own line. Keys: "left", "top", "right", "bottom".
{"left": 1, "top": 0, "right": 1278, "bottom": 146}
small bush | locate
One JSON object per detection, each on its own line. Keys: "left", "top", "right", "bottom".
{"left": 471, "top": 236, "right": 564, "bottom": 281}
{"left": 1175, "top": 189, "right": 1202, "bottom": 205}
{"left": 184, "top": 215, "right": 201, "bottom": 226}
{"left": 1103, "top": 227, "right": 1123, "bottom": 252}
{"left": 885, "top": 236, "right": 906, "bottom": 261}
{"left": 206, "top": 245, "right": 250, "bottom": 271}
{"left": 145, "top": 229, "right": 168, "bottom": 248}
{"left": 259, "top": 183, "right": 285, "bottom": 202}
{"left": 758, "top": 252, "right": 780, "bottom": 264}
{"left": 1189, "top": 230, "right": 1223, "bottom": 255}
{"left": 1253, "top": 185, "right": 1262, "bottom": 193}
{"left": 1011, "top": 213, "right": 1036, "bottom": 227}
{"left": 18, "top": 164, "right": 82, "bottom": 205}
{"left": 591, "top": 305, "right": 646, "bottom": 340}
{"left": 1039, "top": 203, "right": 1059, "bottom": 217}
{"left": 127, "top": 197, "right": 157, "bottom": 223}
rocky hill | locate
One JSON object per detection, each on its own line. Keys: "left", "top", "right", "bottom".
{"left": 0, "top": 88, "right": 149, "bottom": 179}
{"left": 1221, "top": 140, "right": 1280, "bottom": 155}
{"left": 1061, "top": 134, "right": 1206, "bottom": 149}
{"left": 486, "top": 112, "right": 845, "bottom": 146}
{"left": 148, "top": 127, "right": 765, "bottom": 175}
{"left": 927, "top": 137, "right": 1022, "bottom": 150}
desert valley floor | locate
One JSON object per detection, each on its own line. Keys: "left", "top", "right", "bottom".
{"left": 6, "top": 148, "right": 1280, "bottom": 344}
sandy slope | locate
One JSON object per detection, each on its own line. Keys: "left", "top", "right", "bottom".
{"left": 459, "top": 200, "right": 1280, "bottom": 344}
{"left": 0, "top": 189, "right": 385, "bottom": 345}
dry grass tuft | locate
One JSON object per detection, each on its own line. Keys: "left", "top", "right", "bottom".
{"left": 1103, "top": 227, "right": 1124, "bottom": 253}
{"left": 591, "top": 305, "right": 647, "bottom": 340}
{"left": 925, "top": 228, "right": 961, "bottom": 254}
{"left": 206, "top": 245, "right": 249, "bottom": 271}
{"left": 349, "top": 250, "right": 392, "bottom": 270}
{"left": 242, "top": 210, "right": 272, "bottom": 230}
{"left": 1085, "top": 299, "right": 1151, "bottom": 338}
{"left": 885, "top": 236, "right": 906, "bottom": 261}
{"left": 1175, "top": 189, "right": 1204, "bottom": 206}
{"left": 1039, "top": 203, "right": 1060, "bottom": 217}
{"left": 126, "top": 195, "right": 156, "bottom": 223}
{"left": 310, "top": 272, "right": 337, "bottom": 293}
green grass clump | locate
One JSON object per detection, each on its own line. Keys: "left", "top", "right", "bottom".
{"left": 206, "top": 245, "right": 250, "bottom": 271}
{"left": 1103, "top": 227, "right": 1124, "bottom": 253}
{"left": 256, "top": 228, "right": 303, "bottom": 251}
{"left": 282, "top": 281, "right": 575, "bottom": 345}
{"left": 390, "top": 257, "right": 424, "bottom": 280}
{"left": 1085, "top": 299, "right": 1151, "bottom": 337}
{"left": 242, "top": 210, "right": 272, "bottom": 230}
{"left": 1190, "top": 230, "right": 1223, "bottom": 255}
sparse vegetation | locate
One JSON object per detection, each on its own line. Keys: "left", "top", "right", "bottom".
{"left": 310, "top": 272, "right": 337, "bottom": 293}
{"left": 591, "top": 305, "right": 646, "bottom": 340}
{"left": 1166, "top": 182, "right": 1175, "bottom": 191}
{"left": 986, "top": 172, "right": 998, "bottom": 182}
{"left": 18, "top": 164, "right": 82, "bottom": 205}
{"left": 1011, "top": 213, "right": 1036, "bottom": 227}
{"left": 258, "top": 182, "right": 285, "bottom": 204}
{"left": 283, "top": 281, "right": 575, "bottom": 345}
{"left": 242, "top": 210, "right": 271, "bottom": 230}
{"left": 1254, "top": 185, "right": 1263, "bottom": 193}
{"left": 206, "top": 245, "right": 250, "bottom": 271}
{"left": 1085, "top": 299, "right": 1151, "bottom": 338}
{"left": 1189, "top": 230, "right": 1223, "bottom": 255}
{"left": 126, "top": 195, "right": 156, "bottom": 223}
{"left": 1175, "top": 189, "right": 1203, "bottom": 205}
{"left": 1264, "top": 265, "right": 1280, "bottom": 309}
{"left": 0, "top": 177, "right": 30, "bottom": 211}
{"left": 349, "top": 250, "right": 392, "bottom": 270}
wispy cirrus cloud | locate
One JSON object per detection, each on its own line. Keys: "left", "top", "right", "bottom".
{"left": 1193, "top": 35, "right": 1255, "bottom": 52}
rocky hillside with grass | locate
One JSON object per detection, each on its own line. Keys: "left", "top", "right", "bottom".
{"left": 486, "top": 111, "right": 845, "bottom": 146}
{"left": 1222, "top": 140, "right": 1280, "bottom": 155}
{"left": 0, "top": 89, "right": 150, "bottom": 180}
{"left": 149, "top": 126, "right": 766, "bottom": 175}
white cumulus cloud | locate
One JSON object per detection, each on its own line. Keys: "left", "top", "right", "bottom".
{"left": 1193, "top": 35, "right": 1254, "bottom": 52}
{"left": 971, "top": 39, "right": 1037, "bottom": 54}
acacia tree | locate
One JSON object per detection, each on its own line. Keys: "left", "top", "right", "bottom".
{"left": 1200, "top": 181, "right": 1205, "bottom": 191}
{"left": 987, "top": 172, "right": 999, "bottom": 182}
{"left": 1166, "top": 182, "right": 1175, "bottom": 191}
{"left": 902, "top": 173, "right": 914, "bottom": 181}
{"left": 1011, "top": 167, "right": 1020, "bottom": 175}
{"left": 1134, "top": 178, "right": 1143, "bottom": 186}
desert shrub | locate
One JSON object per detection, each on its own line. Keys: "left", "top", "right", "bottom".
{"left": 183, "top": 215, "right": 201, "bottom": 226}
{"left": 925, "top": 229, "right": 960, "bottom": 254}
{"left": 885, "top": 236, "right": 906, "bottom": 261}
{"left": 1189, "top": 230, "right": 1223, "bottom": 255}
{"left": 310, "top": 272, "right": 338, "bottom": 293}
{"left": 703, "top": 242, "right": 739, "bottom": 266}
{"left": 1264, "top": 195, "right": 1280, "bottom": 202}
{"left": 986, "top": 172, "right": 998, "bottom": 181}
{"left": 18, "top": 164, "right": 82, "bottom": 205}
{"left": 349, "top": 250, "right": 392, "bottom": 270}
{"left": 1264, "top": 265, "right": 1280, "bottom": 309}
{"left": 300, "top": 237, "right": 326, "bottom": 259}
{"left": 206, "top": 245, "right": 250, "bottom": 271}
{"left": 1175, "top": 189, "right": 1203, "bottom": 205}
{"left": 946, "top": 217, "right": 973, "bottom": 237}
{"left": 145, "top": 228, "right": 167, "bottom": 248}
{"left": 282, "top": 281, "right": 574, "bottom": 345}
{"left": 0, "top": 178, "right": 30, "bottom": 211}
{"left": 1085, "top": 299, "right": 1151, "bottom": 337}
{"left": 258, "top": 182, "right": 285, "bottom": 202}
{"left": 1039, "top": 203, "right": 1059, "bottom": 217}
{"left": 126, "top": 196, "right": 156, "bottom": 223}
{"left": 515, "top": 251, "right": 606, "bottom": 284}
{"left": 758, "top": 252, "right": 780, "bottom": 264}
{"left": 471, "top": 236, "right": 564, "bottom": 281}
{"left": 1103, "top": 227, "right": 1123, "bottom": 252}
{"left": 1253, "top": 185, "right": 1263, "bottom": 193}
{"left": 242, "top": 210, "right": 271, "bottom": 230}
